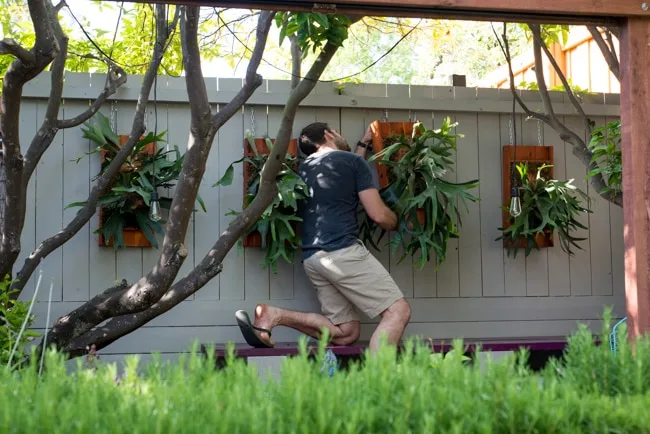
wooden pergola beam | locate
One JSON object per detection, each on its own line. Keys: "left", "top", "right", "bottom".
{"left": 146, "top": 0, "right": 638, "bottom": 25}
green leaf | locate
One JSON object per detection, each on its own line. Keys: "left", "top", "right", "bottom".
{"left": 212, "top": 157, "right": 244, "bottom": 187}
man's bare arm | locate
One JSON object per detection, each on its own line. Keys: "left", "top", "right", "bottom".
{"left": 359, "top": 189, "right": 398, "bottom": 231}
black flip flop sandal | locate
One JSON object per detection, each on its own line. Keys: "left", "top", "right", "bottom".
{"left": 235, "top": 310, "right": 274, "bottom": 348}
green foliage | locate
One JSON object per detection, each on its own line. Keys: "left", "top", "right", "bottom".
{"left": 67, "top": 112, "right": 205, "bottom": 249}
{"left": 214, "top": 135, "right": 309, "bottom": 273}
{"left": 0, "top": 2, "right": 237, "bottom": 79}
{"left": 518, "top": 78, "right": 591, "bottom": 96}
{"left": 275, "top": 12, "right": 352, "bottom": 53}
{"left": 3, "top": 320, "right": 650, "bottom": 432}
{"left": 587, "top": 120, "right": 622, "bottom": 196}
{"left": 0, "top": 275, "right": 39, "bottom": 369}
{"left": 547, "top": 310, "right": 650, "bottom": 398}
{"left": 518, "top": 23, "right": 570, "bottom": 47}
{"left": 498, "top": 163, "right": 591, "bottom": 258}
{"left": 362, "top": 119, "right": 480, "bottom": 270}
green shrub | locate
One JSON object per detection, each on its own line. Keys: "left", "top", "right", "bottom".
{"left": 547, "top": 312, "right": 650, "bottom": 397}
{"left": 2, "top": 326, "right": 650, "bottom": 433}
{"left": 0, "top": 275, "right": 39, "bottom": 369}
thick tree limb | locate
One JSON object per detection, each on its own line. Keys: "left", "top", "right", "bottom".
{"left": 11, "top": 6, "right": 178, "bottom": 298}
{"left": 22, "top": 0, "right": 69, "bottom": 184}
{"left": 63, "top": 28, "right": 355, "bottom": 357}
{"left": 0, "top": 0, "right": 60, "bottom": 279}
{"left": 0, "top": 38, "right": 35, "bottom": 64}
{"left": 587, "top": 26, "right": 620, "bottom": 81}
{"left": 43, "top": 6, "right": 272, "bottom": 353}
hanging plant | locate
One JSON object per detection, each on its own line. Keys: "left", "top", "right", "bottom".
{"left": 497, "top": 162, "right": 591, "bottom": 257}
{"left": 360, "top": 119, "right": 480, "bottom": 270}
{"left": 67, "top": 112, "right": 206, "bottom": 249}
{"left": 214, "top": 134, "right": 308, "bottom": 273}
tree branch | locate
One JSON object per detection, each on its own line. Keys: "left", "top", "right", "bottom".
{"left": 526, "top": 24, "right": 622, "bottom": 207}
{"left": 56, "top": 64, "right": 127, "bottom": 129}
{"left": 289, "top": 34, "right": 301, "bottom": 89}
{"left": 0, "top": 38, "right": 35, "bottom": 64}
{"left": 11, "top": 4, "right": 177, "bottom": 298}
{"left": 588, "top": 26, "right": 620, "bottom": 81}
{"left": 209, "top": 10, "right": 274, "bottom": 135}
{"left": 529, "top": 25, "right": 590, "bottom": 132}
{"left": 498, "top": 23, "right": 550, "bottom": 124}
{"left": 62, "top": 23, "right": 357, "bottom": 357}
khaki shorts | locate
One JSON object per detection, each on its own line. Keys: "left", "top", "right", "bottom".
{"left": 303, "top": 240, "right": 405, "bottom": 325}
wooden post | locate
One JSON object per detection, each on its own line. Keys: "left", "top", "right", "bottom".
{"left": 620, "top": 18, "right": 650, "bottom": 340}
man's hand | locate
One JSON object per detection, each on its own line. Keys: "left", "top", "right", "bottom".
{"left": 361, "top": 124, "right": 373, "bottom": 144}
{"left": 355, "top": 123, "right": 375, "bottom": 158}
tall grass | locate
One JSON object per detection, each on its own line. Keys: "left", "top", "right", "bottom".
{"left": 1, "top": 318, "right": 650, "bottom": 433}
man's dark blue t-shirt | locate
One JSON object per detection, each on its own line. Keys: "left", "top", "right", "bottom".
{"left": 298, "top": 150, "right": 376, "bottom": 260}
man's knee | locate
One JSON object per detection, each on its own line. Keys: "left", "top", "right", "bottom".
{"left": 333, "top": 321, "right": 360, "bottom": 345}
{"left": 384, "top": 297, "right": 411, "bottom": 325}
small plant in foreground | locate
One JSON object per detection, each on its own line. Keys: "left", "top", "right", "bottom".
{"left": 0, "top": 274, "right": 39, "bottom": 369}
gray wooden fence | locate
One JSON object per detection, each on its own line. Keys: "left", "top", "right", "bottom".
{"left": 18, "top": 72, "right": 624, "bottom": 357}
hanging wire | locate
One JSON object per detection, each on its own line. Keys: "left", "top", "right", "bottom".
{"left": 511, "top": 96, "right": 518, "bottom": 191}
{"left": 219, "top": 14, "right": 423, "bottom": 83}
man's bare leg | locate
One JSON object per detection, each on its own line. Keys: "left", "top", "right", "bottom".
{"left": 369, "top": 298, "right": 411, "bottom": 352}
{"left": 253, "top": 304, "right": 360, "bottom": 346}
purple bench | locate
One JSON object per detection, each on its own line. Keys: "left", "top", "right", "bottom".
{"left": 201, "top": 336, "right": 571, "bottom": 366}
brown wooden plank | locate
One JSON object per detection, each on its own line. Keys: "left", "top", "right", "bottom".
{"left": 620, "top": 18, "right": 650, "bottom": 340}
{"left": 155, "top": 0, "right": 645, "bottom": 22}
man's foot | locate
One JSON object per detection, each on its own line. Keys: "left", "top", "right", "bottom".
{"left": 254, "top": 304, "right": 278, "bottom": 347}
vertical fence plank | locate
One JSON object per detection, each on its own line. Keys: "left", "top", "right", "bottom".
{"left": 361, "top": 84, "right": 391, "bottom": 275}
{"left": 115, "top": 102, "right": 145, "bottom": 286}
{"left": 455, "top": 112, "right": 482, "bottom": 298}
{"left": 412, "top": 98, "right": 438, "bottom": 298}
{"left": 521, "top": 117, "right": 550, "bottom": 297}
{"left": 142, "top": 95, "right": 165, "bottom": 270}
{"left": 563, "top": 116, "right": 592, "bottom": 296}
{"left": 267, "top": 83, "right": 294, "bottom": 300}
{"left": 89, "top": 101, "right": 117, "bottom": 297}
{"left": 384, "top": 103, "right": 414, "bottom": 299}
{"left": 141, "top": 99, "right": 167, "bottom": 290}
{"left": 34, "top": 99, "right": 64, "bottom": 301}
{"left": 588, "top": 117, "right": 614, "bottom": 297}
{"left": 292, "top": 106, "right": 318, "bottom": 302}
{"left": 243, "top": 103, "right": 270, "bottom": 301}
{"left": 62, "top": 99, "right": 92, "bottom": 301}
{"left": 435, "top": 110, "right": 460, "bottom": 298}
{"left": 501, "top": 113, "right": 527, "bottom": 297}
{"left": 215, "top": 80, "right": 247, "bottom": 301}
{"left": 478, "top": 112, "right": 505, "bottom": 297}
{"left": 545, "top": 120, "right": 571, "bottom": 296}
